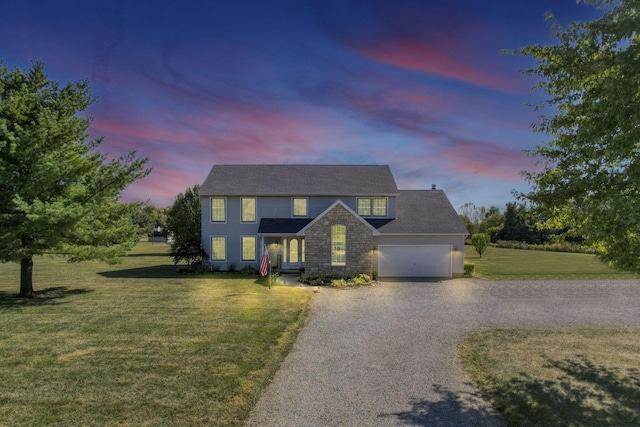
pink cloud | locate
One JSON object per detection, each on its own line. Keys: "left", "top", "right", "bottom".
{"left": 442, "top": 138, "right": 537, "bottom": 180}
{"left": 351, "top": 38, "right": 519, "bottom": 94}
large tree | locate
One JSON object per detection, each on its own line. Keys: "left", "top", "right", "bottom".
{"left": 517, "top": 0, "right": 640, "bottom": 271}
{"left": 0, "top": 62, "right": 150, "bottom": 297}
{"left": 166, "top": 185, "right": 207, "bottom": 266}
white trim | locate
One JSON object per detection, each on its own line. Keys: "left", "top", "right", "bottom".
{"left": 296, "top": 200, "right": 381, "bottom": 236}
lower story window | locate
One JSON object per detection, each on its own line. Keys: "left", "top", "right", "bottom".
{"left": 331, "top": 224, "right": 346, "bottom": 266}
{"left": 242, "top": 236, "right": 256, "bottom": 261}
{"left": 211, "top": 236, "right": 226, "bottom": 261}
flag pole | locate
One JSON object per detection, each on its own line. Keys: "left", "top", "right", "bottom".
{"left": 268, "top": 251, "right": 272, "bottom": 289}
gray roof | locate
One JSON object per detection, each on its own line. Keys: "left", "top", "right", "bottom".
{"left": 258, "top": 218, "right": 313, "bottom": 234}
{"left": 376, "top": 190, "right": 469, "bottom": 235}
{"left": 200, "top": 164, "right": 399, "bottom": 196}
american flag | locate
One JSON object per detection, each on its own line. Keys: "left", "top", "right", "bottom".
{"left": 259, "top": 244, "right": 268, "bottom": 276}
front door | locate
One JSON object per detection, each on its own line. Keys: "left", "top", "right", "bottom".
{"left": 283, "top": 237, "right": 305, "bottom": 269}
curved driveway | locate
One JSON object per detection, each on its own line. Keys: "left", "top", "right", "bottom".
{"left": 247, "top": 279, "right": 640, "bottom": 426}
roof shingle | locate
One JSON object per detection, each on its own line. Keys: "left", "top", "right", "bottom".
{"left": 200, "top": 164, "right": 399, "bottom": 196}
{"left": 375, "top": 190, "right": 468, "bottom": 234}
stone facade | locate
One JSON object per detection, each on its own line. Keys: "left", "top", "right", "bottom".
{"left": 304, "top": 203, "right": 373, "bottom": 277}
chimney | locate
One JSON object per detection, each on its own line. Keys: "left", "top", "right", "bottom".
{"left": 431, "top": 184, "right": 436, "bottom": 190}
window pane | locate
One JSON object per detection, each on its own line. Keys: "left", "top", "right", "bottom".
{"left": 242, "top": 198, "right": 256, "bottom": 222}
{"left": 211, "top": 237, "right": 226, "bottom": 261}
{"left": 357, "top": 198, "right": 371, "bottom": 216}
{"left": 373, "top": 198, "right": 387, "bottom": 216}
{"left": 331, "top": 225, "right": 346, "bottom": 266}
{"left": 242, "top": 236, "right": 256, "bottom": 261}
{"left": 211, "top": 198, "right": 225, "bottom": 222}
{"left": 289, "top": 239, "right": 299, "bottom": 263}
{"left": 293, "top": 198, "right": 307, "bottom": 216}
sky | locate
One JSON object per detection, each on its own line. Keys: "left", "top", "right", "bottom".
{"left": 0, "top": 0, "right": 602, "bottom": 210}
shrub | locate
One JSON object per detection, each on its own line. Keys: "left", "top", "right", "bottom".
{"left": 298, "top": 273, "right": 324, "bottom": 285}
{"left": 495, "top": 240, "right": 598, "bottom": 254}
{"left": 351, "top": 273, "right": 371, "bottom": 285}
{"left": 464, "top": 262, "right": 475, "bottom": 277}
{"left": 310, "top": 277, "right": 324, "bottom": 286}
{"left": 240, "top": 266, "right": 259, "bottom": 275}
{"left": 372, "top": 271, "right": 378, "bottom": 281}
{"left": 328, "top": 273, "right": 372, "bottom": 288}
{"left": 331, "top": 278, "right": 348, "bottom": 287}
{"left": 332, "top": 273, "right": 345, "bottom": 280}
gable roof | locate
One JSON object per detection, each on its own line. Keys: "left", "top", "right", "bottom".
{"left": 200, "top": 164, "right": 398, "bottom": 196}
{"left": 297, "top": 200, "right": 380, "bottom": 236}
{"left": 374, "top": 190, "right": 468, "bottom": 235}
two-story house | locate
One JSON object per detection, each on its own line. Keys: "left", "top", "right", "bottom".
{"left": 200, "top": 164, "right": 468, "bottom": 278}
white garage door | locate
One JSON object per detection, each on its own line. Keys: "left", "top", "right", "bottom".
{"left": 378, "top": 245, "right": 452, "bottom": 278}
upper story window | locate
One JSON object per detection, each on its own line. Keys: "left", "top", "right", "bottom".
{"left": 292, "top": 198, "right": 308, "bottom": 217}
{"left": 241, "top": 197, "right": 256, "bottom": 222}
{"left": 211, "top": 198, "right": 226, "bottom": 222}
{"left": 331, "top": 224, "right": 346, "bottom": 266}
{"left": 357, "top": 198, "right": 387, "bottom": 217}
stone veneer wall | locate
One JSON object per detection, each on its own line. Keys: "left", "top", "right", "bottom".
{"left": 304, "top": 203, "right": 373, "bottom": 277}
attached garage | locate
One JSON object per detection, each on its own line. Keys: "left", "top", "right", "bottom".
{"left": 377, "top": 245, "right": 452, "bottom": 278}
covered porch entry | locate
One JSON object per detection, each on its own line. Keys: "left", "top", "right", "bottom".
{"left": 259, "top": 218, "right": 312, "bottom": 272}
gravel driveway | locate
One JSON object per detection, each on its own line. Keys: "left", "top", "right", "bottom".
{"left": 246, "top": 279, "right": 640, "bottom": 426}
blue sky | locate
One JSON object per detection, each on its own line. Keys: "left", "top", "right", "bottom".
{"left": 0, "top": 0, "right": 601, "bottom": 210}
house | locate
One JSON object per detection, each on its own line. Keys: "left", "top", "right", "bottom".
{"left": 200, "top": 164, "right": 469, "bottom": 278}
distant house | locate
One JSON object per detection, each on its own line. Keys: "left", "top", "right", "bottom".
{"left": 200, "top": 165, "right": 468, "bottom": 278}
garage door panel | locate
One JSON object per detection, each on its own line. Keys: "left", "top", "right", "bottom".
{"left": 378, "top": 245, "right": 451, "bottom": 277}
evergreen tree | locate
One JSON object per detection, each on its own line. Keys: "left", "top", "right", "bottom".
{"left": 0, "top": 62, "right": 150, "bottom": 297}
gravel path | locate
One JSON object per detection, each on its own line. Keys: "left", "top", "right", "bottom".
{"left": 246, "top": 279, "right": 640, "bottom": 426}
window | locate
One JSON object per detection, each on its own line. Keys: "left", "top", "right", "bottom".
{"left": 241, "top": 198, "right": 256, "bottom": 222}
{"left": 211, "top": 198, "right": 226, "bottom": 222}
{"left": 241, "top": 236, "right": 256, "bottom": 261}
{"left": 372, "top": 198, "right": 387, "bottom": 216}
{"left": 331, "top": 225, "right": 346, "bottom": 266}
{"left": 211, "top": 236, "right": 226, "bottom": 261}
{"left": 357, "top": 198, "right": 387, "bottom": 217}
{"left": 292, "top": 198, "right": 307, "bottom": 217}
{"left": 357, "top": 198, "right": 371, "bottom": 216}
{"left": 289, "top": 239, "right": 299, "bottom": 263}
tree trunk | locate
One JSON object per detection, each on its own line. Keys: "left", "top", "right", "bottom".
{"left": 19, "top": 257, "right": 35, "bottom": 298}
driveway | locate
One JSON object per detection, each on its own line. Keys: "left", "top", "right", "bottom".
{"left": 246, "top": 279, "right": 640, "bottom": 426}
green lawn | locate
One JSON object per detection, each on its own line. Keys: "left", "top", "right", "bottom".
{"left": 459, "top": 328, "right": 640, "bottom": 426}
{"left": 0, "top": 242, "right": 312, "bottom": 426}
{"left": 465, "top": 245, "right": 637, "bottom": 280}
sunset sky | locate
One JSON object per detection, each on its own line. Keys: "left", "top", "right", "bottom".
{"left": 0, "top": 0, "right": 601, "bottom": 210}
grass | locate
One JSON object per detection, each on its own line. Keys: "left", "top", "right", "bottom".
{"left": 465, "top": 245, "right": 638, "bottom": 280}
{"left": 0, "top": 242, "right": 312, "bottom": 426}
{"left": 458, "top": 328, "right": 640, "bottom": 426}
